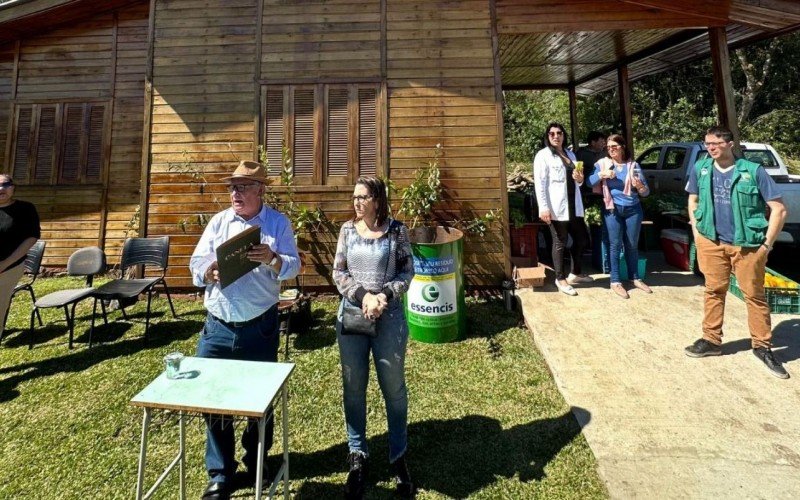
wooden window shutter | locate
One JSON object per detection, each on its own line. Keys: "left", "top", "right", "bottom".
{"left": 85, "top": 104, "right": 105, "bottom": 182}
{"left": 292, "top": 88, "right": 315, "bottom": 178}
{"left": 264, "top": 88, "right": 285, "bottom": 176}
{"left": 12, "top": 106, "right": 33, "bottom": 182}
{"left": 32, "top": 105, "right": 58, "bottom": 184}
{"left": 358, "top": 87, "right": 377, "bottom": 177}
{"left": 60, "top": 104, "right": 85, "bottom": 183}
{"left": 326, "top": 87, "right": 349, "bottom": 179}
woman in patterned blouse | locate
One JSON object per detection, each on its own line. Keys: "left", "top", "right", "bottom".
{"left": 333, "top": 176, "right": 415, "bottom": 499}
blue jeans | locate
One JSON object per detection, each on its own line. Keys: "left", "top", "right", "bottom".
{"left": 604, "top": 203, "right": 644, "bottom": 283}
{"left": 196, "top": 306, "right": 279, "bottom": 484}
{"left": 336, "top": 299, "right": 409, "bottom": 462}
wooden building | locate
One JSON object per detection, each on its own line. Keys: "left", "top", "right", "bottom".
{"left": 1, "top": 0, "right": 799, "bottom": 288}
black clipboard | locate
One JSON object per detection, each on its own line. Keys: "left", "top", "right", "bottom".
{"left": 215, "top": 225, "right": 261, "bottom": 289}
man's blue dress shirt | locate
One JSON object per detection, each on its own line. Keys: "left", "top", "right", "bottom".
{"left": 189, "top": 204, "right": 300, "bottom": 322}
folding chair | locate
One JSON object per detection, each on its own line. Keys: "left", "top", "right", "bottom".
{"left": 1, "top": 240, "right": 46, "bottom": 344}
{"left": 278, "top": 251, "right": 308, "bottom": 359}
{"left": 89, "top": 236, "right": 177, "bottom": 346}
{"left": 30, "top": 246, "right": 106, "bottom": 349}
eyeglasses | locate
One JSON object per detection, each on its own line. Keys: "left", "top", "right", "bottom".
{"left": 352, "top": 195, "right": 373, "bottom": 203}
{"left": 226, "top": 183, "right": 260, "bottom": 193}
{"left": 548, "top": 131, "right": 564, "bottom": 137}
{"left": 0, "top": 181, "right": 13, "bottom": 188}
{"left": 703, "top": 140, "right": 729, "bottom": 149}
{"left": 606, "top": 145, "right": 622, "bottom": 150}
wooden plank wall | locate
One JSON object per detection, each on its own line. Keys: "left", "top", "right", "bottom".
{"left": 142, "top": 0, "right": 506, "bottom": 288}
{"left": 146, "top": 0, "right": 258, "bottom": 288}
{"left": 260, "top": 0, "right": 383, "bottom": 288}
{"left": 0, "top": 43, "right": 13, "bottom": 163}
{"left": 386, "top": 0, "right": 506, "bottom": 285}
{"left": 0, "top": 2, "right": 148, "bottom": 267}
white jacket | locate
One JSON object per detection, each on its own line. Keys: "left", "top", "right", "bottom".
{"left": 532, "top": 147, "right": 584, "bottom": 221}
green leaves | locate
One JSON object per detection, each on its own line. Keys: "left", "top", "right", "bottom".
{"left": 398, "top": 144, "right": 443, "bottom": 229}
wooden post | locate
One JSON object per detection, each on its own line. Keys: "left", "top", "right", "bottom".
{"left": 709, "top": 27, "right": 741, "bottom": 149}
{"left": 138, "top": 0, "right": 157, "bottom": 239}
{"left": 617, "top": 64, "right": 633, "bottom": 155}
{"left": 253, "top": 0, "right": 265, "bottom": 160}
{"left": 490, "top": 0, "right": 512, "bottom": 279}
{"left": 568, "top": 84, "right": 579, "bottom": 151}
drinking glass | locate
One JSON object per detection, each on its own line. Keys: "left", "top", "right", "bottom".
{"left": 164, "top": 352, "right": 185, "bottom": 379}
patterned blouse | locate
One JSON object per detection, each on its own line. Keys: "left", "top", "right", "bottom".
{"left": 333, "top": 218, "right": 414, "bottom": 304}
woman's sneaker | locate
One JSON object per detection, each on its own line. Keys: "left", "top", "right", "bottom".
{"left": 344, "top": 452, "right": 368, "bottom": 500}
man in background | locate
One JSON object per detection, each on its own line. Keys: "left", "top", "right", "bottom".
{"left": 684, "top": 125, "right": 789, "bottom": 379}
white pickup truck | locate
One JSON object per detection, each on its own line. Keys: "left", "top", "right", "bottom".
{"left": 635, "top": 142, "right": 800, "bottom": 245}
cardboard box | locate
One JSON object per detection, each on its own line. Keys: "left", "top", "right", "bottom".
{"left": 513, "top": 264, "right": 546, "bottom": 288}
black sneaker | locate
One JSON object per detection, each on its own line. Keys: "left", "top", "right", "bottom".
{"left": 344, "top": 451, "right": 368, "bottom": 500}
{"left": 684, "top": 338, "right": 722, "bottom": 358}
{"left": 392, "top": 453, "right": 417, "bottom": 498}
{"left": 753, "top": 347, "right": 790, "bottom": 379}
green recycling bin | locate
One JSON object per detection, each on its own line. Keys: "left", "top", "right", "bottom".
{"left": 404, "top": 226, "right": 466, "bottom": 343}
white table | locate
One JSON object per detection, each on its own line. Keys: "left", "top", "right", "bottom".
{"left": 130, "top": 357, "right": 295, "bottom": 499}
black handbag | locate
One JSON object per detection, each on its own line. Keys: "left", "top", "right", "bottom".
{"left": 340, "top": 221, "right": 397, "bottom": 337}
{"left": 341, "top": 300, "right": 378, "bottom": 337}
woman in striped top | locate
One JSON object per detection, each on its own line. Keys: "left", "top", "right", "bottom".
{"left": 333, "top": 176, "right": 416, "bottom": 499}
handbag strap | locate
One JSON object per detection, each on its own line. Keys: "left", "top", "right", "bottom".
{"left": 380, "top": 219, "right": 397, "bottom": 287}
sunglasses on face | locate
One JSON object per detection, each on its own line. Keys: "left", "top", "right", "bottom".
{"left": 226, "top": 183, "right": 260, "bottom": 193}
{"left": 548, "top": 131, "right": 564, "bottom": 137}
{"left": 0, "top": 181, "right": 13, "bottom": 188}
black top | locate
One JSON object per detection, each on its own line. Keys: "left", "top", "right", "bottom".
{"left": 0, "top": 200, "right": 41, "bottom": 270}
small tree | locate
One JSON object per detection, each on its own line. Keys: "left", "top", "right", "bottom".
{"left": 398, "top": 144, "right": 442, "bottom": 229}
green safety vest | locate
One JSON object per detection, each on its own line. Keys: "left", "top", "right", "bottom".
{"left": 692, "top": 157, "right": 768, "bottom": 247}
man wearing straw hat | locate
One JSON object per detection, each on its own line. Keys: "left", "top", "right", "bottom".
{"left": 189, "top": 160, "right": 300, "bottom": 499}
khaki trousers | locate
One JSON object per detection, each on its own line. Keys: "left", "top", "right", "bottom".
{"left": 695, "top": 234, "right": 772, "bottom": 348}
{"left": 0, "top": 263, "right": 27, "bottom": 337}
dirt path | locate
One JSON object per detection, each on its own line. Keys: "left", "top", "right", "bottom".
{"left": 518, "top": 252, "right": 800, "bottom": 499}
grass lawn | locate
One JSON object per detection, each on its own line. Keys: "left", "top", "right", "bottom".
{"left": 0, "top": 277, "right": 606, "bottom": 499}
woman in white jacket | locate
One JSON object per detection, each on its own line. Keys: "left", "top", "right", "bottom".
{"left": 533, "top": 122, "right": 592, "bottom": 296}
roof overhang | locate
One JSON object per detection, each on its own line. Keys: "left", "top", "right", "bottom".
{"left": 0, "top": 0, "right": 142, "bottom": 45}
{"left": 497, "top": 0, "right": 800, "bottom": 94}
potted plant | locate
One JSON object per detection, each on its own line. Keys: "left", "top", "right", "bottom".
{"left": 509, "top": 208, "right": 538, "bottom": 267}
{"left": 396, "top": 145, "right": 469, "bottom": 344}
{"left": 398, "top": 144, "right": 443, "bottom": 243}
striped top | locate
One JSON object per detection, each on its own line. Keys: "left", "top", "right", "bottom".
{"left": 333, "top": 218, "right": 414, "bottom": 304}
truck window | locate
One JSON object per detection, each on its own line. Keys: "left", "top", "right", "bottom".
{"left": 637, "top": 147, "right": 661, "bottom": 170}
{"left": 663, "top": 147, "right": 687, "bottom": 170}
{"left": 697, "top": 149, "right": 779, "bottom": 169}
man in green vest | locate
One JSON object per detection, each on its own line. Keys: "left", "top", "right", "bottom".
{"left": 684, "top": 125, "right": 789, "bottom": 379}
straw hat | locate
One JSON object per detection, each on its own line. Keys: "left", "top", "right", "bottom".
{"left": 221, "top": 160, "right": 268, "bottom": 184}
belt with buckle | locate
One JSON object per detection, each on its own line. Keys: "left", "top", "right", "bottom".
{"left": 214, "top": 310, "right": 267, "bottom": 329}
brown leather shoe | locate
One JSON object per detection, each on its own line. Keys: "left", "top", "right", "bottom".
{"left": 610, "top": 283, "right": 629, "bottom": 299}
{"left": 632, "top": 279, "right": 652, "bottom": 293}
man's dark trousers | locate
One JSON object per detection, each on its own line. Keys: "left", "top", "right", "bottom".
{"left": 196, "top": 304, "right": 279, "bottom": 484}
